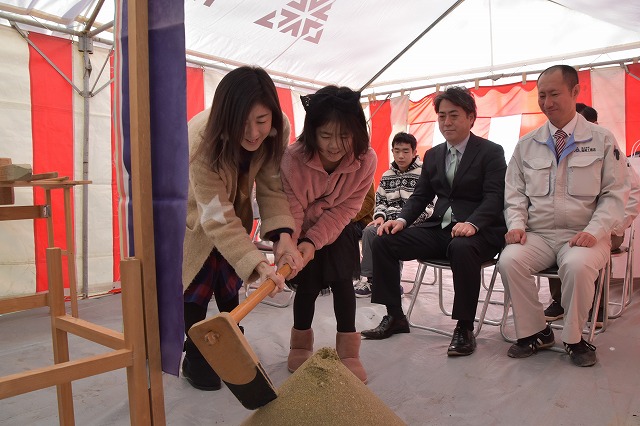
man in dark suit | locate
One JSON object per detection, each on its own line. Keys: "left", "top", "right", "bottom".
{"left": 361, "top": 86, "right": 507, "bottom": 356}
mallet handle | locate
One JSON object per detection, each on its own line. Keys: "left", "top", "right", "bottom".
{"left": 230, "top": 264, "right": 292, "bottom": 323}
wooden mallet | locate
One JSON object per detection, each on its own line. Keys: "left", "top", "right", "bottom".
{"left": 188, "top": 264, "right": 291, "bottom": 409}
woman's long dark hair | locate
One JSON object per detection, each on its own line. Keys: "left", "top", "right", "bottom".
{"left": 195, "top": 66, "right": 284, "bottom": 170}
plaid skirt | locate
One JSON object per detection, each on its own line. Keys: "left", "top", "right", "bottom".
{"left": 184, "top": 249, "right": 243, "bottom": 307}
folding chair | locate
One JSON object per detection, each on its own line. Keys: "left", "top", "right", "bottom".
{"left": 500, "top": 257, "right": 610, "bottom": 348}
{"left": 609, "top": 222, "right": 635, "bottom": 319}
{"left": 405, "top": 256, "right": 502, "bottom": 338}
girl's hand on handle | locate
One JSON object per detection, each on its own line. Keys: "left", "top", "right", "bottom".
{"left": 273, "top": 233, "right": 304, "bottom": 279}
{"left": 297, "top": 241, "right": 316, "bottom": 268}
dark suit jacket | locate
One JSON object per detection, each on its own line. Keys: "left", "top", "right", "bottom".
{"left": 399, "top": 132, "right": 507, "bottom": 249}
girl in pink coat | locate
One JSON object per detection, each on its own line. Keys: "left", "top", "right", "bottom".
{"left": 280, "top": 86, "right": 377, "bottom": 382}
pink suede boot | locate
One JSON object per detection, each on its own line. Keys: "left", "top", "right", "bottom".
{"left": 336, "top": 332, "right": 368, "bottom": 383}
{"left": 287, "top": 328, "right": 314, "bottom": 372}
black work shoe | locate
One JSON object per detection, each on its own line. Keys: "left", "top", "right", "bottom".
{"left": 361, "top": 315, "right": 410, "bottom": 339}
{"left": 508, "top": 326, "right": 555, "bottom": 358}
{"left": 544, "top": 300, "right": 564, "bottom": 321}
{"left": 564, "top": 338, "right": 597, "bottom": 367}
{"left": 182, "top": 355, "right": 222, "bottom": 391}
{"left": 447, "top": 326, "right": 476, "bottom": 356}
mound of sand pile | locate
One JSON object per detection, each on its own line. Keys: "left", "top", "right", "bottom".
{"left": 242, "top": 347, "right": 405, "bottom": 426}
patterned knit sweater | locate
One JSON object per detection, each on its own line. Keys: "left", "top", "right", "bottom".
{"left": 374, "top": 157, "right": 434, "bottom": 224}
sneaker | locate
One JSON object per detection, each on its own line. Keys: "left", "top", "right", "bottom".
{"left": 354, "top": 278, "right": 372, "bottom": 298}
{"left": 507, "top": 326, "right": 555, "bottom": 358}
{"left": 564, "top": 338, "right": 597, "bottom": 367}
{"left": 544, "top": 300, "right": 564, "bottom": 321}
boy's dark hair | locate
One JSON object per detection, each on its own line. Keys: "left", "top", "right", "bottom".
{"left": 299, "top": 85, "right": 369, "bottom": 160}
{"left": 576, "top": 102, "right": 588, "bottom": 114}
{"left": 579, "top": 105, "right": 598, "bottom": 123}
{"left": 434, "top": 86, "right": 477, "bottom": 128}
{"left": 391, "top": 132, "right": 417, "bottom": 151}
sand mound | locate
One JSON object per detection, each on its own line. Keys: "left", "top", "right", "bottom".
{"left": 242, "top": 347, "right": 405, "bottom": 426}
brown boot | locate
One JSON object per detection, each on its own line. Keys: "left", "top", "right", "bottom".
{"left": 336, "top": 332, "right": 368, "bottom": 383}
{"left": 287, "top": 328, "right": 314, "bottom": 372}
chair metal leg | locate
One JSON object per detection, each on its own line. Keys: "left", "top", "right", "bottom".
{"left": 608, "top": 247, "right": 632, "bottom": 319}
{"left": 405, "top": 260, "right": 502, "bottom": 338}
{"left": 437, "top": 265, "right": 503, "bottom": 324}
{"left": 609, "top": 224, "right": 635, "bottom": 318}
{"left": 499, "top": 292, "right": 516, "bottom": 343}
{"left": 405, "top": 263, "right": 435, "bottom": 296}
{"left": 474, "top": 265, "right": 502, "bottom": 335}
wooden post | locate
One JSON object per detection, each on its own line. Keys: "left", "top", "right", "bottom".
{"left": 63, "top": 187, "right": 79, "bottom": 317}
{"left": 121, "top": 258, "right": 152, "bottom": 425}
{"left": 127, "top": 0, "right": 166, "bottom": 422}
{"left": 47, "top": 248, "right": 75, "bottom": 426}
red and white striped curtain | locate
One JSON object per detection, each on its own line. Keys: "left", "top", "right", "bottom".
{"left": 2, "top": 25, "right": 639, "bottom": 297}
{"left": 370, "top": 67, "right": 640, "bottom": 169}
{"left": 0, "top": 27, "right": 117, "bottom": 297}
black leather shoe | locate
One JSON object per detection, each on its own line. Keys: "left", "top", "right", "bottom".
{"left": 361, "top": 315, "right": 410, "bottom": 339}
{"left": 447, "top": 326, "right": 476, "bottom": 356}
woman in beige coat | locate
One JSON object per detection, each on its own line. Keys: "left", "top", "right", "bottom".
{"left": 182, "top": 66, "right": 302, "bottom": 391}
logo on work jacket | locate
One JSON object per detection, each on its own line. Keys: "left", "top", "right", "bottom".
{"left": 574, "top": 146, "right": 596, "bottom": 153}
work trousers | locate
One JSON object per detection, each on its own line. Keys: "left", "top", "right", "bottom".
{"left": 499, "top": 230, "right": 610, "bottom": 344}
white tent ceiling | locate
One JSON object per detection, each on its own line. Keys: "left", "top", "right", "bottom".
{"left": 1, "top": 0, "right": 639, "bottom": 94}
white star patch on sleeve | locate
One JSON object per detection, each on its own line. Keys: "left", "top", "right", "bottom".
{"left": 198, "top": 194, "right": 233, "bottom": 226}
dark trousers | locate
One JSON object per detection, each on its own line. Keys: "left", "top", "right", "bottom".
{"left": 371, "top": 224, "right": 500, "bottom": 321}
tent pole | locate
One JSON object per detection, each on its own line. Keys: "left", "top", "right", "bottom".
{"left": 80, "top": 35, "right": 91, "bottom": 300}
{"left": 0, "top": 11, "right": 113, "bottom": 46}
{"left": 358, "top": 0, "right": 466, "bottom": 92}
{"left": 9, "top": 21, "right": 83, "bottom": 95}
{"left": 83, "top": 0, "right": 106, "bottom": 32}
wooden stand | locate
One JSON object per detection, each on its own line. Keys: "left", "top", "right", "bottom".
{"left": 0, "top": 250, "right": 151, "bottom": 425}
{"left": 0, "top": 175, "right": 90, "bottom": 317}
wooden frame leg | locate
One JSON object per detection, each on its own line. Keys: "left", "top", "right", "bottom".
{"left": 47, "top": 248, "right": 75, "bottom": 426}
{"left": 63, "top": 187, "right": 79, "bottom": 317}
{"left": 121, "top": 258, "right": 152, "bottom": 425}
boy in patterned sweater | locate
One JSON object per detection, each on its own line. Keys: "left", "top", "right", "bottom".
{"left": 355, "top": 132, "right": 434, "bottom": 297}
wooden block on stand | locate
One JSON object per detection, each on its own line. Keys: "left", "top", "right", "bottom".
{"left": 0, "top": 163, "right": 32, "bottom": 182}
{"left": 0, "top": 158, "right": 15, "bottom": 205}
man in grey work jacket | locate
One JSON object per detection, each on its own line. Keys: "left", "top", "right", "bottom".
{"left": 498, "top": 65, "right": 629, "bottom": 367}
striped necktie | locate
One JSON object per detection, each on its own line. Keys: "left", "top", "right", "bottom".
{"left": 554, "top": 129, "right": 567, "bottom": 160}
